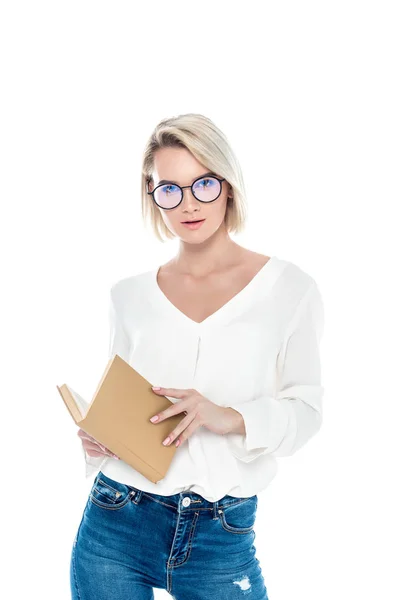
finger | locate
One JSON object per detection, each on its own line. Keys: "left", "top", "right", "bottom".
{"left": 83, "top": 440, "right": 103, "bottom": 452}
{"left": 78, "top": 431, "right": 105, "bottom": 450}
{"left": 84, "top": 441, "right": 118, "bottom": 459}
{"left": 151, "top": 387, "right": 189, "bottom": 399}
{"left": 150, "top": 402, "right": 189, "bottom": 423}
{"left": 162, "top": 413, "right": 195, "bottom": 446}
{"left": 84, "top": 442, "right": 106, "bottom": 458}
{"left": 77, "top": 430, "right": 96, "bottom": 442}
{"left": 82, "top": 437, "right": 108, "bottom": 453}
{"left": 174, "top": 418, "right": 198, "bottom": 446}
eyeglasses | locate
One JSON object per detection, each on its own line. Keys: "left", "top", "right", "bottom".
{"left": 147, "top": 175, "right": 226, "bottom": 210}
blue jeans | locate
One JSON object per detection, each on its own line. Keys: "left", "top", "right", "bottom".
{"left": 70, "top": 470, "right": 269, "bottom": 599}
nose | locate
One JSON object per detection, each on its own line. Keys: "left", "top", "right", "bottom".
{"left": 181, "top": 185, "right": 200, "bottom": 208}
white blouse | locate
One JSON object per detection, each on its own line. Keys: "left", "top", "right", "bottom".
{"left": 80, "top": 255, "right": 325, "bottom": 502}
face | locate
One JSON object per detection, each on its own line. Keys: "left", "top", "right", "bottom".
{"left": 148, "top": 146, "right": 233, "bottom": 242}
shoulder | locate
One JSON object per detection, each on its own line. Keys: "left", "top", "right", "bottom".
{"left": 274, "top": 255, "right": 317, "bottom": 288}
{"left": 274, "top": 255, "right": 321, "bottom": 302}
{"left": 275, "top": 256, "right": 324, "bottom": 336}
{"left": 109, "top": 268, "right": 156, "bottom": 308}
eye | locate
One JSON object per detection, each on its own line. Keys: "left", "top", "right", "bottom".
{"left": 162, "top": 184, "right": 180, "bottom": 194}
{"left": 195, "top": 177, "right": 217, "bottom": 189}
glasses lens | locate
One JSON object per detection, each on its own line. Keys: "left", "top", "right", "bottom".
{"left": 154, "top": 184, "right": 182, "bottom": 209}
{"left": 152, "top": 177, "right": 222, "bottom": 208}
{"left": 192, "top": 177, "right": 221, "bottom": 202}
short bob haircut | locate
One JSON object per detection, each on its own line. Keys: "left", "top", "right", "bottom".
{"left": 141, "top": 113, "right": 248, "bottom": 242}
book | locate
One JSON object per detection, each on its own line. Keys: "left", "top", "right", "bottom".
{"left": 56, "top": 353, "right": 183, "bottom": 483}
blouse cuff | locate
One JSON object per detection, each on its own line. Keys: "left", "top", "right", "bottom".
{"left": 82, "top": 444, "right": 108, "bottom": 478}
{"left": 225, "top": 383, "right": 323, "bottom": 463}
{"left": 225, "top": 395, "right": 293, "bottom": 463}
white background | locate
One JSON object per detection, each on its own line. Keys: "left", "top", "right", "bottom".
{"left": 1, "top": 1, "right": 399, "bottom": 599}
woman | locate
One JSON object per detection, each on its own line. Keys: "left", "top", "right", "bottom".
{"left": 72, "top": 113, "right": 325, "bottom": 600}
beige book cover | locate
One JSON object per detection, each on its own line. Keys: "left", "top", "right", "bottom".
{"left": 56, "top": 354, "right": 183, "bottom": 483}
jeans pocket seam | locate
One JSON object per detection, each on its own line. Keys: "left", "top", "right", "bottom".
{"left": 218, "top": 498, "right": 257, "bottom": 534}
{"left": 219, "top": 513, "right": 255, "bottom": 534}
{"left": 96, "top": 478, "right": 125, "bottom": 498}
{"left": 89, "top": 493, "right": 131, "bottom": 511}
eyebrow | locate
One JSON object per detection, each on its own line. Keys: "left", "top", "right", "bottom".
{"left": 157, "top": 171, "right": 217, "bottom": 186}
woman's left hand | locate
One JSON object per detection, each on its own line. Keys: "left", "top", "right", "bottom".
{"left": 149, "top": 387, "right": 236, "bottom": 447}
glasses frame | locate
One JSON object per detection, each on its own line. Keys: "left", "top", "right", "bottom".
{"left": 146, "top": 175, "right": 226, "bottom": 210}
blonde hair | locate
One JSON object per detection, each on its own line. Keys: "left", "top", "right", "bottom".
{"left": 141, "top": 113, "right": 248, "bottom": 242}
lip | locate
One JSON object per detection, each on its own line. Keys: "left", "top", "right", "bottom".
{"left": 181, "top": 219, "right": 206, "bottom": 230}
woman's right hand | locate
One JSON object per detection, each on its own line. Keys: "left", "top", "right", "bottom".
{"left": 77, "top": 428, "right": 120, "bottom": 460}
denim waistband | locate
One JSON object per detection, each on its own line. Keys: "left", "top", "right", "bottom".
{"left": 94, "top": 470, "right": 257, "bottom": 519}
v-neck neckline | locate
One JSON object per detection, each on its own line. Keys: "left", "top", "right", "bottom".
{"left": 150, "top": 255, "right": 279, "bottom": 331}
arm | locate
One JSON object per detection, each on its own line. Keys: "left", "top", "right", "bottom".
{"left": 82, "top": 283, "right": 131, "bottom": 478}
{"left": 224, "top": 281, "right": 324, "bottom": 462}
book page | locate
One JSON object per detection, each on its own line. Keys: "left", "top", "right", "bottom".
{"left": 68, "top": 386, "right": 90, "bottom": 418}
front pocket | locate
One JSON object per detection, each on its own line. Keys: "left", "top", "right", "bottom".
{"left": 89, "top": 477, "right": 132, "bottom": 511}
{"left": 218, "top": 496, "right": 258, "bottom": 534}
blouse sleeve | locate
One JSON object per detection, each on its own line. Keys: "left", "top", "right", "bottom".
{"left": 82, "top": 284, "right": 131, "bottom": 478}
{"left": 225, "top": 281, "right": 325, "bottom": 463}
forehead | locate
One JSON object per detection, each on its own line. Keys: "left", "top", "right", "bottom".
{"left": 152, "top": 147, "right": 214, "bottom": 185}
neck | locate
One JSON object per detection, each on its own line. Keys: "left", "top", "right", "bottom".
{"left": 174, "top": 225, "right": 244, "bottom": 277}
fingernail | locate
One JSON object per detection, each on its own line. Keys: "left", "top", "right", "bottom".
{"left": 152, "top": 386, "right": 161, "bottom": 391}
{"left": 113, "top": 455, "right": 120, "bottom": 460}
{"left": 150, "top": 415, "right": 159, "bottom": 422}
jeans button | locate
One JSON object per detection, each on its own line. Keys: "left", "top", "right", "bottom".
{"left": 182, "top": 497, "right": 191, "bottom": 507}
